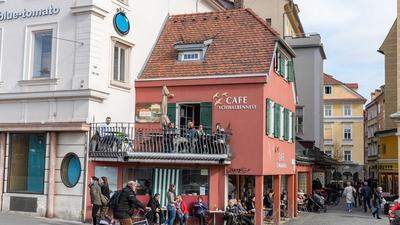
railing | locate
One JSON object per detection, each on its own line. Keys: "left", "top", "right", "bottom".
{"left": 89, "top": 123, "right": 231, "bottom": 161}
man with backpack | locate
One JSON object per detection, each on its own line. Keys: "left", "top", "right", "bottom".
{"left": 111, "top": 181, "right": 147, "bottom": 225}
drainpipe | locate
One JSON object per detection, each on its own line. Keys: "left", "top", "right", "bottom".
{"left": 81, "top": 131, "right": 89, "bottom": 222}
{"left": 47, "top": 132, "right": 57, "bottom": 218}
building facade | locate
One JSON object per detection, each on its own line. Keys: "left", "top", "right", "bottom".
{"left": 323, "top": 74, "right": 366, "bottom": 179}
{"left": 89, "top": 9, "right": 298, "bottom": 225}
{"left": 0, "top": 0, "right": 226, "bottom": 221}
{"left": 286, "top": 34, "right": 326, "bottom": 149}
{"left": 364, "top": 86, "right": 385, "bottom": 180}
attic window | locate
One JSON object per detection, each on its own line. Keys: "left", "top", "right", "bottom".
{"left": 180, "top": 51, "right": 201, "bottom": 61}
{"left": 174, "top": 39, "right": 213, "bottom": 62}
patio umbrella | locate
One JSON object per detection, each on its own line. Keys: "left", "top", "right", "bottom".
{"left": 161, "top": 85, "right": 174, "bottom": 127}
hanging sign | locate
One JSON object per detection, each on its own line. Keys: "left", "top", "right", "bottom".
{"left": 0, "top": 5, "right": 60, "bottom": 22}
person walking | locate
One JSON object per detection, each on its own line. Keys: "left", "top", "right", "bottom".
{"left": 89, "top": 176, "right": 102, "bottom": 225}
{"left": 342, "top": 182, "right": 356, "bottom": 213}
{"left": 372, "top": 187, "right": 384, "bottom": 219}
{"left": 360, "top": 181, "right": 372, "bottom": 212}
{"left": 114, "top": 181, "right": 146, "bottom": 225}
{"left": 166, "top": 184, "right": 177, "bottom": 225}
{"left": 99, "top": 177, "right": 111, "bottom": 221}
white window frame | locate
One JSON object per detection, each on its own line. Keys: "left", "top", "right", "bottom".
{"left": 179, "top": 51, "right": 202, "bottom": 62}
{"left": 343, "top": 149, "right": 352, "bottom": 162}
{"left": 23, "top": 23, "right": 58, "bottom": 81}
{"left": 288, "top": 111, "right": 293, "bottom": 142}
{"left": 324, "top": 85, "right": 332, "bottom": 94}
{"left": 343, "top": 124, "right": 352, "bottom": 140}
{"left": 110, "top": 37, "right": 132, "bottom": 89}
{"left": 343, "top": 104, "right": 352, "bottom": 116}
{"left": 324, "top": 104, "right": 332, "bottom": 117}
{"left": 268, "top": 101, "right": 275, "bottom": 137}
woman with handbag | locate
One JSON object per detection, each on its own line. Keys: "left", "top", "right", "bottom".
{"left": 100, "top": 177, "right": 111, "bottom": 221}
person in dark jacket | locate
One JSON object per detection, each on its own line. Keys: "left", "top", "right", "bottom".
{"left": 192, "top": 196, "right": 208, "bottom": 225}
{"left": 89, "top": 176, "right": 102, "bottom": 225}
{"left": 147, "top": 193, "right": 164, "bottom": 225}
{"left": 263, "top": 189, "right": 274, "bottom": 217}
{"left": 100, "top": 177, "right": 111, "bottom": 220}
{"left": 360, "top": 181, "right": 372, "bottom": 213}
{"left": 372, "top": 187, "right": 383, "bottom": 219}
{"left": 114, "top": 181, "right": 146, "bottom": 225}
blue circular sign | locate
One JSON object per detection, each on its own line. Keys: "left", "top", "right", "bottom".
{"left": 114, "top": 12, "right": 130, "bottom": 35}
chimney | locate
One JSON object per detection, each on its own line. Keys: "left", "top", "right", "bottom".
{"left": 234, "top": 0, "right": 244, "bottom": 8}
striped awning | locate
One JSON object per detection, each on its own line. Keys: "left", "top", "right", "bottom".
{"left": 152, "top": 168, "right": 181, "bottom": 207}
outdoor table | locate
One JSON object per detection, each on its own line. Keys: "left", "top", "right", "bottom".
{"left": 208, "top": 210, "right": 225, "bottom": 225}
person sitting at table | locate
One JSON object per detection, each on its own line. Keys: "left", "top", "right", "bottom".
{"left": 237, "top": 200, "right": 253, "bottom": 225}
{"left": 147, "top": 193, "right": 165, "bottom": 225}
{"left": 225, "top": 199, "right": 240, "bottom": 225}
{"left": 176, "top": 195, "right": 189, "bottom": 225}
{"left": 192, "top": 196, "right": 208, "bottom": 225}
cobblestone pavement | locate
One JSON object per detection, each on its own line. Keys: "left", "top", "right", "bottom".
{"left": 286, "top": 200, "right": 389, "bottom": 225}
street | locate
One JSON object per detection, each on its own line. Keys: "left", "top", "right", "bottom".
{"left": 286, "top": 200, "right": 389, "bottom": 225}
{"left": 0, "top": 213, "right": 88, "bottom": 225}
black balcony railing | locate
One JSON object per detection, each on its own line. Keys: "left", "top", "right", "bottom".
{"left": 89, "top": 123, "right": 231, "bottom": 163}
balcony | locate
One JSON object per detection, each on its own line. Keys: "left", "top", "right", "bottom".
{"left": 89, "top": 123, "right": 231, "bottom": 164}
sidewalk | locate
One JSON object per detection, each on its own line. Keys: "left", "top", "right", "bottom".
{"left": 285, "top": 199, "right": 389, "bottom": 225}
{"left": 0, "top": 212, "right": 89, "bottom": 225}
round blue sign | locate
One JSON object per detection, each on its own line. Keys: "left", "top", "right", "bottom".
{"left": 114, "top": 12, "right": 130, "bottom": 35}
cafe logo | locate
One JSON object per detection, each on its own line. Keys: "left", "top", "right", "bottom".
{"left": 213, "top": 92, "right": 256, "bottom": 110}
{"left": 226, "top": 167, "right": 251, "bottom": 174}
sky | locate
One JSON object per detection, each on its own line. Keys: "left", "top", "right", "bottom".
{"left": 295, "top": 0, "right": 396, "bottom": 101}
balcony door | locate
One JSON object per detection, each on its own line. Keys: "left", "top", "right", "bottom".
{"left": 178, "top": 103, "right": 200, "bottom": 128}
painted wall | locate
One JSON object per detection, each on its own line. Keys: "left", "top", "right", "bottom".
{"left": 285, "top": 35, "right": 325, "bottom": 148}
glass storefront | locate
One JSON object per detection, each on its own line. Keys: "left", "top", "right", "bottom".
{"left": 8, "top": 133, "right": 46, "bottom": 194}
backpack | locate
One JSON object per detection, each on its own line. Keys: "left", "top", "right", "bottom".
{"left": 108, "top": 190, "right": 122, "bottom": 210}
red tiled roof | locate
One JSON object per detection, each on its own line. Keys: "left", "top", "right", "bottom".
{"left": 139, "top": 9, "right": 282, "bottom": 79}
{"left": 324, "top": 73, "right": 358, "bottom": 89}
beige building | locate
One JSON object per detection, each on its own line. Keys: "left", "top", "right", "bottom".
{"left": 323, "top": 74, "right": 366, "bottom": 179}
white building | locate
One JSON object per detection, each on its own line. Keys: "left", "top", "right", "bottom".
{"left": 0, "top": 0, "right": 223, "bottom": 221}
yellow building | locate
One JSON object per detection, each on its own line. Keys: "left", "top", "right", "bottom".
{"left": 375, "top": 129, "right": 398, "bottom": 194}
{"left": 323, "top": 74, "right": 366, "bottom": 179}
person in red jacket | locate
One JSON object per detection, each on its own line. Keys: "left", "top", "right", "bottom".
{"left": 176, "top": 195, "right": 190, "bottom": 225}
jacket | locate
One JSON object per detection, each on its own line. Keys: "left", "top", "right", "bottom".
{"left": 90, "top": 182, "right": 102, "bottom": 206}
{"left": 101, "top": 184, "right": 111, "bottom": 199}
{"left": 147, "top": 197, "right": 162, "bottom": 223}
{"left": 176, "top": 201, "right": 189, "bottom": 214}
{"left": 373, "top": 192, "right": 383, "bottom": 208}
{"left": 360, "top": 185, "right": 372, "bottom": 198}
{"left": 114, "top": 187, "right": 146, "bottom": 219}
{"left": 192, "top": 201, "right": 208, "bottom": 216}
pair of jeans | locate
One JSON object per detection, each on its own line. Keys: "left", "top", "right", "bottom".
{"left": 167, "top": 204, "right": 177, "bottom": 225}
{"left": 177, "top": 213, "right": 189, "bottom": 225}
{"left": 92, "top": 204, "right": 101, "bottom": 225}
{"left": 363, "top": 197, "right": 371, "bottom": 212}
{"left": 372, "top": 206, "right": 381, "bottom": 218}
{"left": 346, "top": 203, "right": 353, "bottom": 212}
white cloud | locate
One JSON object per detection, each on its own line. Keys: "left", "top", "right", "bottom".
{"left": 295, "top": 0, "right": 396, "bottom": 99}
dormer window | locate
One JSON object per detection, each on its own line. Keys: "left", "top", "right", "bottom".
{"left": 180, "top": 51, "right": 201, "bottom": 61}
{"left": 174, "top": 39, "right": 213, "bottom": 62}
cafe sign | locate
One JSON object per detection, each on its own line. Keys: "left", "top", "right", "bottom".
{"left": 213, "top": 92, "right": 256, "bottom": 110}
{"left": 0, "top": 5, "right": 60, "bottom": 22}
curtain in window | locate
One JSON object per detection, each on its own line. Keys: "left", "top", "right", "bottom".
{"left": 152, "top": 168, "right": 181, "bottom": 207}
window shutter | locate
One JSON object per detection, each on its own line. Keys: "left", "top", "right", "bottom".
{"left": 274, "top": 104, "right": 280, "bottom": 138}
{"left": 200, "top": 102, "right": 212, "bottom": 134}
{"left": 167, "top": 103, "right": 176, "bottom": 125}
{"left": 279, "top": 55, "right": 285, "bottom": 76}
{"left": 288, "top": 60, "right": 294, "bottom": 82}
{"left": 266, "top": 99, "right": 270, "bottom": 135}
{"left": 284, "top": 109, "right": 289, "bottom": 141}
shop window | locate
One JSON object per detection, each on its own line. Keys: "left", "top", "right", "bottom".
{"left": 181, "top": 169, "right": 209, "bottom": 195}
{"left": 8, "top": 133, "right": 46, "bottom": 194}
{"left": 60, "top": 153, "right": 81, "bottom": 188}
{"left": 123, "top": 168, "right": 153, "bottom": 195}
{"left": 95, "top": 166, "right": 118, "bottom": 192}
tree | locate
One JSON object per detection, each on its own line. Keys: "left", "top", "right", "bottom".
{"left": 332, "top": 141, "right": 343, "bottom": 161}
